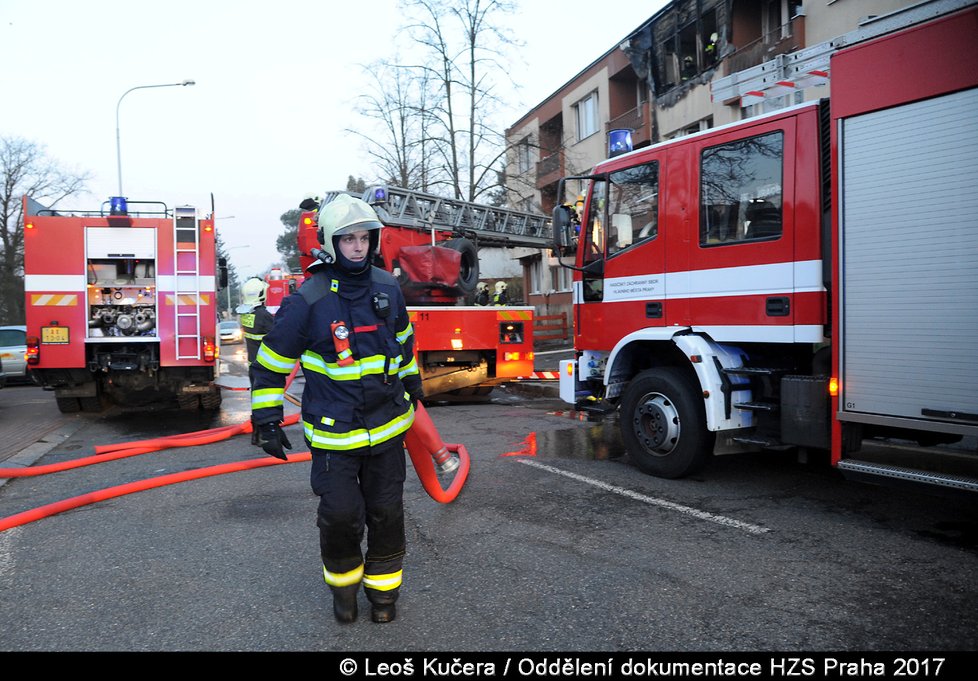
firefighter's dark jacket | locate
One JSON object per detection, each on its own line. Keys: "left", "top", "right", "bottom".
{"left": 240, "top": 304, "right": 275, "bottom": 364}
{"left": 250, "top": 266, "right": 422, "bottom": 454}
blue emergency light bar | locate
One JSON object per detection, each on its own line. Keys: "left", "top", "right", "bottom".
{"left": 109, "top": 196, "right": 128, "bottom": 215}
{"left": 608, "top": 129, "right": 633, "bottom": 158}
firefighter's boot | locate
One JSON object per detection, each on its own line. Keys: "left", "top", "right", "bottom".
{"left": 367, "top": 589, "right": 398, "bottom": 624}
{"left": 331, "top": 584, "right": 359, "bottom": 624}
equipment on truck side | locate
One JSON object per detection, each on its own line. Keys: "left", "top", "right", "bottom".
{"left": 294, "top": 185, "right": 551, "bottom": 397}
{"left": 550, "top": 0, "right": 978, "bottom": 493}
{"left": 23, "top": 196, "right": 224, "bottom": 413}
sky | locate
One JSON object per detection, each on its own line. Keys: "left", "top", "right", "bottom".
{"left": 2, "top": 0, "right": 666, "bottom": 278}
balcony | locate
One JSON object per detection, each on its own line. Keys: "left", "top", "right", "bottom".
{"left": 726, "top": 16, "right": 806, "bottom": 74}
{"left": 536, "top": 150, "right": 565, "bottom": 188}
{"left": 606, "top": 105, "right": 651, "bottom": 148}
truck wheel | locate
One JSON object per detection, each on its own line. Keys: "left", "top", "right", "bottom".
{"left": 177, "top": 394, "right": 200, "bottom": 410}
{"left": 79, "top": 396, "right": 105, "bottom": 413}
{"left": 442, "top": 238, "right": 479, "bottom": 293}
{"left": 201, "top": 389, "right": 223, "bottom": 410}
{"left": 56, "top": 397, "right": 81, "bottom": 413}
{"left": 619, "top": 367, "right": 714, "bottom": 479}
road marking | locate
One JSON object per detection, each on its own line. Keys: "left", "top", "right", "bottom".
{"left": 515, "top": 458, "right": 771, "bottom": 535}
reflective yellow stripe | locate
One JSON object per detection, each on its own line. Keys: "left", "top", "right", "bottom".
{"left": 323, "top": 564, "right": 363, "bottom": 587}
{"left": 251, "top": 388, "right": 283, "bottom": 410}
{"left": 363, "top": 570, "right": 402, "bottom": 592}
{"left": 244, "top": 331, "right": 265, "bottom": 341}
{"left": 256, "top": 344, "right": 297, "bottom": 373}
{"left": 301, "top": 351, "right": 400, "bottom": 381}
{"left": 302, "top": 407, "right": 414, "bottom": 451}
{"left": 396, "top": 323, "right": 414, "bottom": 345}
{"left": 398, "top": 355, "right": 419, "bottom": 379}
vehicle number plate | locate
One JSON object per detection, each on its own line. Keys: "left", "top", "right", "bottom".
{"left": 41, "top": 326, "right": 70, "bottom": 344}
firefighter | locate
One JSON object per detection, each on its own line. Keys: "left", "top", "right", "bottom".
{"left": 250, "top": 194, "right": 423, "bottom": 625}
{"left": 474, "top": 281, "right": 490, "bottom": 306}
{"left": 492, "top": 280, "right": 509, "bottom": 306}
{"left": 239, "top": 277, "right": 274, "bottom": 371}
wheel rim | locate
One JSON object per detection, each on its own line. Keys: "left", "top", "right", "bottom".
{"left": 632, "top": 392, "right": 681, "bottom": 456}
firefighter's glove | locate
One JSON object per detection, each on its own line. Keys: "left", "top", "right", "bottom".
{"left": 254, "top": 422, "right": 293, "bottom": 461}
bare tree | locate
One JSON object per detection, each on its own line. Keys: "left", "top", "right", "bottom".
{"left": 351, "top": 56, "right": 435, "bottom": 191}
{"left": 0, "top": 137, "right": 90, "bottom": 323}
{"left": 395, "top": 0, "right": 518, "bottom": 201}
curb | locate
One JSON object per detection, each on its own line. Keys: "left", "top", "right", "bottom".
{"left": 0, "top": 420, "right": 87, "bottom": 490}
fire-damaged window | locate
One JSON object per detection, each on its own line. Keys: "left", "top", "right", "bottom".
{"left": 657, "top": 6, "right": 719, "bottom": 91}
{"left": 607, "top": 162, "right": 660, "bottom": 257}
{"left": 699, "top": 131, "right": 784, "bottom": 246}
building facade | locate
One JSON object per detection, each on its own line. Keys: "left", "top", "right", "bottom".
{"left": 506, "top": 0, "right": 920, "bottom": 326}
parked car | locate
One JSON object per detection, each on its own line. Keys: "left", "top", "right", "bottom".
{"left": 219, "top": 320, "right": 244, "bottom": 345}
{"left": 1, "top": 354, "right": 6, "bottom": 389}
{"left": 0, "top": 325, "right": 28, "bottom": 384}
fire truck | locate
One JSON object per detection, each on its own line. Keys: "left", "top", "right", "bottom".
{"left": 295, "top": 185, "right": 551, "bottom": 397}
{"left": 551, "top": 0, "right": 978, "bottom": 492}
{"left": 22, "top": 196, "right": 225, "bottom": 413}
{"left": 262, "top": 267, "right": 304, "bottom": 312}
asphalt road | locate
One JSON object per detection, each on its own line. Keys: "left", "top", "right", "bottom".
{"left": 1, "top": 344, "right": 977, "bottom": 657}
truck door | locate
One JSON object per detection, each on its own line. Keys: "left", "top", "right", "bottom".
{"left": 577, "top": 158, "right": 665, "bottom": 350}
{"left": 678, "top": 115, "right": 805, "bottom": 340}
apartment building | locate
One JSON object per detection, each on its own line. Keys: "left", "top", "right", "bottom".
{"left": 506, "top": 0, "right": 921, "bottom": 322}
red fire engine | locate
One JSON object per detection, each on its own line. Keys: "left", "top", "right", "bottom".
{"left": 23, "top": 196, "right": 224, "bottom": 412}
{"left": 552, "top": 0, "right": 978, "bottom": 492}
{"left": 262, "top": 267, "right": 304, "bottom": 312}
{"left": 296, "top": 186, "right": 550, "bottom": 397}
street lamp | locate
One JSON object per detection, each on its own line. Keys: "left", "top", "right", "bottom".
{"left": 115, "top": 79, "right": 196, "bottom": 196}
{"left": 225, "top": 244, "right": 250, "bottom": 316}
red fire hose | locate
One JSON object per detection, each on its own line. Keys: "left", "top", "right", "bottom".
{"left": 0, "top": 368, "right": 470, "bottom": 531}
{"left": 0, "top": 453, "right": 311, "bottom": 533}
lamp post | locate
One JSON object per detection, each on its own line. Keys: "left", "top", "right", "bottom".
{"left": 115, "top": 79, "right": 196, "bottom": 196}
{"left": 225, "top": 244, "right": 249, "bottom": 316}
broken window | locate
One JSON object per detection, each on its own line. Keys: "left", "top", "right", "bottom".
{"left": 702, "top": 9, "right": 718, "bottom": 69}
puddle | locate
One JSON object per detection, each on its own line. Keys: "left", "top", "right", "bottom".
{"left": 503, "top": 422, "right": 626, "bottom": 461}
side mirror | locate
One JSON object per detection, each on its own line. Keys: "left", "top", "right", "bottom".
{"left": 551, "top": 205, "right": 577, "bottom": 257}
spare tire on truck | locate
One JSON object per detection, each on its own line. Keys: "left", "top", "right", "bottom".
{"left": 441, "top": 238, "right": 479, "bottom": 293}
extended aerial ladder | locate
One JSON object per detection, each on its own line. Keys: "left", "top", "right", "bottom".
{"left": 361, "top": 185, "right": 552, "bottom": 248}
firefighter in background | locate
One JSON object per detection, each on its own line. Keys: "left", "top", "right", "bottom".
{"left": 492, "top": 280, "right": 509, "bottom": 306}
{"left": 250, "top": 194, "right": 423, "bottom": 625}
{"left": 239, "top": 278, "right": 275, "bottom": 388}
{"left": 474, "top": 281, "right": 490, "bottom": 306}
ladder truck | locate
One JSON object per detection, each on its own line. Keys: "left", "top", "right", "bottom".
{"left": 23, "top": 196, "right": 225, "bottom": 413}
{"left": 550, "top": 0, "right": 978, "bottom": 493}
{"left": 296, "top": 185, "right": 552, "bottom": 397}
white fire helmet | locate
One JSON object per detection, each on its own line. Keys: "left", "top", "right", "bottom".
{"left": 315, "top": 194, "right": 384, "bottom": 263}
{"left": 494, "top": 281, "right": 507, "bottom": 293}
{"left": 241, "top": 277, "right": 269, "bottom": 307}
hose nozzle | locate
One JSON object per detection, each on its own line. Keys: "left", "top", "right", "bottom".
{"left": 431, "top": 445, "right": 460, "bottom": 474}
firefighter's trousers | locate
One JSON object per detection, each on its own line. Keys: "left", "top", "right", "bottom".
{"left": 312, "top": 441, "right": 407, "bottom": 608}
